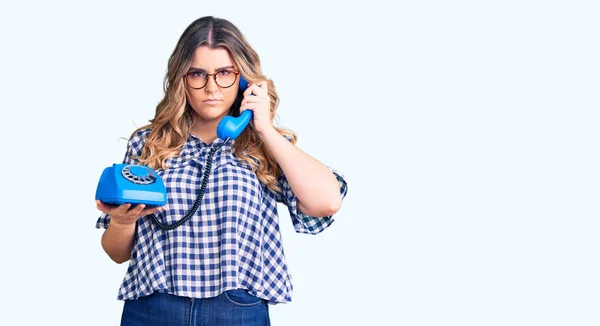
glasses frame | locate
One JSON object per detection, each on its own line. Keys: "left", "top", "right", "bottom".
{"left": 185, "top": 70, "right": 240, "bottom": 90}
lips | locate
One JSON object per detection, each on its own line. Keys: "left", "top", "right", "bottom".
{"left": 203, "top": 99, "right": 222, "bottom": 105}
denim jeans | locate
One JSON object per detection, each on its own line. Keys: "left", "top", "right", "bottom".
{"left": 120, "top": 289, "right": 271, "bottom": 326}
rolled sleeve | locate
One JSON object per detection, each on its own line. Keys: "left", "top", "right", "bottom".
{"left": 95, "top": 129, "right": 148, "bottom": 229}
{"left": 277, "top": 167, "right": 348, "bottom": 235}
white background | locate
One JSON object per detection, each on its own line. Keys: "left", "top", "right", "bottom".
{"left": 1, "top": 0, "right": 598, "bottom": 325}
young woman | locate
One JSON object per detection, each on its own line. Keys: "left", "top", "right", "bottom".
{"left": 96, "top": 15, "right": 347, "bottom": 325}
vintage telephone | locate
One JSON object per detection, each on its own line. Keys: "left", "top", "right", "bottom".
{"left": 95, "top": 76, "right": 253, "bottom": 229}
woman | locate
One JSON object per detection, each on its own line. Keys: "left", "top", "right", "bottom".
{"left": 96, "top": 15, "right": 347, "bottom": 325}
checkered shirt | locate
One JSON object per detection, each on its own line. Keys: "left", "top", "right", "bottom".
{"left": 96, "top": 128, "right": 348, "bottom": 304}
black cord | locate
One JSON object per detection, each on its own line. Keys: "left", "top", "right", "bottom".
{"left": 149, "top": 137, "right": 230, "bottom": 230}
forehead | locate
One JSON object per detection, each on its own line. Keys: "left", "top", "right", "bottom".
{"left": 190, "top": 46, "right": 234, "bottom": 69}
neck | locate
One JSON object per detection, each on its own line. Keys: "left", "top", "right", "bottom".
{"left": 190, "top": 119, "right": 219, "bottom": 145}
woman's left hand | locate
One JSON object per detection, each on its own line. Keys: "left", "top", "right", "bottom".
{"left": 240, "top": 81, "right": 273, "bottom": 135}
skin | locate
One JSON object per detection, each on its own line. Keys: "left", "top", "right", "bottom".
{"left": 97, "top": 45, "right": 342, "bottom": 264}
{"left": 185, "top": 46, "right": 241, "bottom": 142}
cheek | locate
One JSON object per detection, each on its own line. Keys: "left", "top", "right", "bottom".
{"left": 223, "top": 89, "right": 238, "bottom": 107}
{"left": 185, "top": 91, "right": 202, "bottom": 106}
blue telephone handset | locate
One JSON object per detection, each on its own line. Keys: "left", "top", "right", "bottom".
{"left": 217, "top": 76, "right": 252, "bottom": 140}
{"left": 95, "top": 76, "right": 252, "bottom": 207}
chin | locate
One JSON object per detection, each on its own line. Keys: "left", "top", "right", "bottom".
{"left": 193, "top": 106, "right": 229, "bottom": 122}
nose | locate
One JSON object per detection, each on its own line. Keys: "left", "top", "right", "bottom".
{"left": 204, "top": 75, "right": 219, "bottom": 93}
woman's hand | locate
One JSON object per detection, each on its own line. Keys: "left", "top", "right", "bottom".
{"left": 96, "top": 200, "right": 163, "bottom": 227}
{"left": 240, "top": 81, "right": 274, "bottom": 135}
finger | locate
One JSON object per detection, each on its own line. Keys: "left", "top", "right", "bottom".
{"left": 244, "top": 82, "right": 266, "bottom": 97}
{"left": 256, "top": 82, "right": 269, "bottom": 97}
{"left": 239, "top": 107, "right": 253, "bottom": 116}
{"left": 242, "top": 92, "right": 266, "bottom": 109}
{"left": 144, "top": 206, "right": 164, "bottom": 215}
{"left": 241, "top": 95, "right": 261, "bottom": 110}
{"left": 252, "top": 80, "right": 268, "bottom": 91}
{"left": 97, "top": 200, "right": 118, "bottom": 212}
{"left": 96, "top": 200, "right": 108, "bottom": 213}
{"left": 115, "top": 203, "right": 132, "bottom": 214}
{"left": 131, "top": 204, "right": 146, "bottom": 215}
{"left": 97, "top": 199, "right": 108, "bottom": 208}
{"left": 253, "top": 83, "right": 268, "bottom": 97}
{"left": 240, "top": 102, "right": 257, "bottom": 114}
{"left": 242, "top": 96, "right": 260, "bottom": 106}
{"left": 243, "top": 85, "right": 256, "bottom": 97}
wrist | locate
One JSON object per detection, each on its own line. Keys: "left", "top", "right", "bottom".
{"left": 109, "top": 219, "right": 136, "bottom": 230}
{"left": 256, "top": 125, "right": 278, "bottom": 140}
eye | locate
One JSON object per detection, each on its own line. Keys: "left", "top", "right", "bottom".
{"left": 217, "top": 70, "right": 232, "bottom": 77}
{"left": 190, "top": 71, "right": 207, "bottom": 78}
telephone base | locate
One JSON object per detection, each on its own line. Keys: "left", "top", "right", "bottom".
{"left": 95, "top": 164, "right": 168, "bottom": 207}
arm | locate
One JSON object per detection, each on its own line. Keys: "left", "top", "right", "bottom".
{"left": 241, "top": 81, "right": 342, "bottom": 217}
{"left": 258, "top": 127, "right": 342, "bottom": 217}
{"left": 101, "top": 220, "right": 136, "bottom": 264}
{"left": 97, "top": 201, "right": 162, "bottom": 264}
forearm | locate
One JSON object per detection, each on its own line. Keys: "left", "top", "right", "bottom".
{"left": 259, "top": 127, "right": 341, "bottom": 217}
{"left": 101, "top": 219, "right": 136, "bottom": 264}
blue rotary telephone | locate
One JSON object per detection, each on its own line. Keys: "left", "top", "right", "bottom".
{"left": 95, "top": 164, "right": 167, "bottom": 207}
{"left": 95, "top": 76, "right": 252, "bottom": 216}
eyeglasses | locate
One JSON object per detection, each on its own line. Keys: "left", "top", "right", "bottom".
{"left": 185, "top": 69, "right": 240, "bottom": 89}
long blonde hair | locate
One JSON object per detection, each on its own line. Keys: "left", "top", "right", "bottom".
{"left": 131, "top": 16, "right": 295, "bottom": 193}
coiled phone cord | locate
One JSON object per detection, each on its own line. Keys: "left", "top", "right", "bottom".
{"left": 149, "top": 137, "right": 230, "bottom": 230}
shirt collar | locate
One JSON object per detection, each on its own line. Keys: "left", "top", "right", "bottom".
{"left": 187, "top": 132, "right": 235, "bottom": 150}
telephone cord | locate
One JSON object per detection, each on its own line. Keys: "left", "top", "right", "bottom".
{"left": 149, "top": 137, "right": 230, "bottom": 230}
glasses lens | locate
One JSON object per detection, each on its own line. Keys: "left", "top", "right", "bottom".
{"left": 215, "top": 70, "right": 237, "bottom": 88}
{"left": 187, "top": 72, "right": 207, "bottom": 89}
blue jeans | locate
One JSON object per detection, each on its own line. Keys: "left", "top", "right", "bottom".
{"left": 120, "top": 289, "right": 271, "bottom": 326}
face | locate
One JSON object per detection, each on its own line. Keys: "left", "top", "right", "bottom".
{"left": 185, "top": 45, "right": 239, "bottom": 124}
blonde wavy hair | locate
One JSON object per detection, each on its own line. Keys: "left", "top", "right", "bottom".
{"left": 130, "top": 16, "right": 296, "bottom": 193}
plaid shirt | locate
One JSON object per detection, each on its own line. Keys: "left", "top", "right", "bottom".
{"left": 96, "top": 128, "right": 348, "bottom": 304}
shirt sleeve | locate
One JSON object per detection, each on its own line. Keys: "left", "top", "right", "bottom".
{"left": 277, "top": 166, "right": 348, "bottom": 235}
{"left": 95, "top": 129, "right": 147, "bottom": 229}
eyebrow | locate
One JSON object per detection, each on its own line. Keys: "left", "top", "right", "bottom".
{"left": 187, "top": 65, "right": 235, "bottom": 72}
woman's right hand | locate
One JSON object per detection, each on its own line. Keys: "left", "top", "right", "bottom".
{"left": 96, "top": 200, "right": 164, "bottom": 227}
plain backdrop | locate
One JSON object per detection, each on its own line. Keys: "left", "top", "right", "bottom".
{"left": 0, "top": 0, "right": 598, "bottom": 325}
